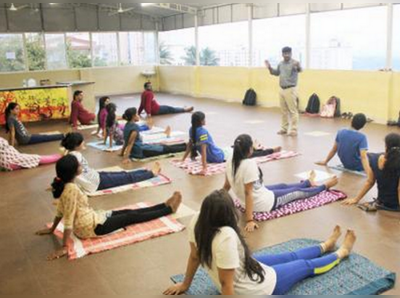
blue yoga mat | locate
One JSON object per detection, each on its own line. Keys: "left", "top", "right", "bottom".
{"left": 171, "top": 239, "right": 396, "bottom": 295}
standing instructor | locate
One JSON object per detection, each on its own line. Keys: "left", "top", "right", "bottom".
{"left": 265, "top": 47, "right": 302, "bottom": 137}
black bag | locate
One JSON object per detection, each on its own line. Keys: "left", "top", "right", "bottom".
{"left": 334, "top": 97, "right": 341, "bottom": 118}
{"left": 305, "top": 93, "right": 320, "bottom": 114}
{"left": 242, "top": 89, "right": 257, "bottom": 106}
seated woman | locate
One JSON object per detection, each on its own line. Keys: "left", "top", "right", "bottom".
{"left": 61, "top": 132, "right": 160, "bottom": 194}
{"left": 36, "top": 155, "right": 182, "bottom": 261}
{"left": 121, "top": 108, "right": 186, "bottom": 163}
{"left": 164, "top": 189, "right": 356, "bottom": 295}
{"left": 224, "top": 134, "right": 338, "bottom": 232}
{"left": 69, "top": 90, "right": 96, "bottom": 129}
{"left": 5, "top": 102, "right": 64, "bottom": 146}
{"left": 342, "top": 133, "right": 400, "bottom": 211}
{"left": 182, "top": 112, "right": 280, "bottom": 175}
{"left": 0, "top": 137, "right": 61, "bottom": 171}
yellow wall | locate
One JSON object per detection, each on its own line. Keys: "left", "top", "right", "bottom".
{"left": 158, "top": 66, "right": 400, "bottom": 124}
{"left": 0, "top": 65, "right": 158, "bottom": 97}
{"left": 2, "top": 66, "right": 399, "bottom": 123}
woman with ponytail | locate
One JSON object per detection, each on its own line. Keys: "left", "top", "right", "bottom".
{"left": 61, "top": 132, "right": 161, "bottom": 194}
{"left": 122, "top": 107, "right": 186, "bottom": 162}
{"left": 4, "top": 102, "right": 64, "bottom": 147}
{"left": 343, "top": 133, "right": 400, "bottom": 211}
{"left": 95, "top": 96, "right": 110, "bottom": 138}
{"left": 164, "top": 189, "right": 356, "bottom": 295}
{"left": 182, "top": 112, "right": 225, "bottom": 175}
{"left": 224, "top": 134, "right": 338, "bottom": 232}
{"left": 36, "top": 155, "right": 182, "bottom": 261}
{"left": 104, "top": 103, "right": 125, "bottom": 148}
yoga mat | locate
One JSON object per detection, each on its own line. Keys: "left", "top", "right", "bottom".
{"left": 171, "top": 150, "right": 300, "bottom": 176}
{"left": 88, "top": 168, "right": 172, "bottom": 197}
{"left": 49, "top": 202, "right": 185, "bottom": 260}
{"left": 171, "top": 238, "right": 396, "bottom": 295}
{"left": 304, "top": 131, "right": 332, "bottom": 137}
{"left": 329, "top": 164, "right": 367, "bottom": 177}
{"left": 234, "top": 190, "right": 347, "bottom": 222}
{"left": 39, "top": 130, "right": 63, "bottom": 135}
{"left": 131, "top": 152, "right": 185, "bottom": 163}
{"left": 172, "top": 204, "right": 198, "bottom": 220}
{"left": 87, "top": 141, "right": 123, "bottom": 152}
{"left": 77, "top": 124, "right": 98, "bottom": 130}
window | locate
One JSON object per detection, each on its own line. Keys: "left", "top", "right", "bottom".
{"left": 119, "top": 32, "right": 143, "bottom": 65}
{"left": 45, "top": 34, "right": 67, "bottom": 70}
{"left": 66, "top": 32, "right": 92, "bottom": 68}
{"left": 310, "top": 6, "right": 387, "bottom": 70}
{"left": 199, "top": 22, "right": 248, "bottom": 67}
{"left": 159, "top": 28, "right": 195, "bottom": 65}
{"left": 92, "top": 33, "right": 118, "bottom": 67}
{"left": 143, "top": 32, "right": 157, "bottom": 65}
{"left": 119, "top": 32, "right": 156, "bottom": 65}
{"left": 26, "top": 33, "right": 46, "bottom": 71}
{"left": 393, "top": 4, "right": 400, "bottom": 70}
{"left": 253, "top": 15, "right": 306, "bottom": 68}
{"left": 0, "top": 34, "right": 25, "bottom": 72}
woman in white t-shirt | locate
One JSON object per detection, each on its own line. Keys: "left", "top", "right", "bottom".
{"left": 61, "top": 132, "right": 160, "bottom": 194}
{"left": 224, "top": 134, "right": 339, "bottom": 232}
{"left": 163, "top": 190, "right": 356, "bottom": 295}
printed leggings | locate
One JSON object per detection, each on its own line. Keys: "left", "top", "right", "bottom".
{"left": 255, "top": 245, "right": 340, "bottom": 295}
{"left": 94, "top": 203, "right": 173, "bottom": 236}
{"left": 266, "top": 180, "right": 326, "bottom": 210}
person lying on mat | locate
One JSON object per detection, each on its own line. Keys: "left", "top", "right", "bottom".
{"left": 224, "top": 134, "right": 338, "bottom": 232}
{"left": 163, "top": 189, "right": 356, "bottom": 295}
{"left": 36, "top": 154, "right": 182, "bottom": 261}
{"left": 0, "top": 137, "right": 61, "bottom": 171}
{"left": 342, "top": 133, "right": 400, "bottom": 212}
{"left": 69, "top": 90, "right": 96, "bottom": 129}
{"left": 138, "top": 82, "right": 194, "bottom": 118}
{"left": 315, "top": 113, "right": 369, "bottom": 172}
{"left": 182, "top": 113, "right": 281, "bottom": 175}
{"left": 61, "top": 132, "right": 160, "bottom": 194}
{"left": 121, "top": 107, "right": 186, "bottom": 163}
{"left": 5, "top": 102, "right": 64, "bottom": 147}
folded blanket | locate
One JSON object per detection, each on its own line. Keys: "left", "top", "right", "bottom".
{"left": 171, "top": 150, "right": 300, "bottom": 176}
{"left": 49, "top": 202, "right": 185, "bottom": 260}
{"left": 87, "top": 141, "right": 123, "bottom": 152}
{"left": 234, "top": 190, "right": 347, "bottom": 221}
{"left": 171, "top": 238, "right": 396, "bottom": 295}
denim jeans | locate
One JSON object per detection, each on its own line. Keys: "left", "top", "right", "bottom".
{"left": 157, "top": 105, "right": 185, "bottom": 115}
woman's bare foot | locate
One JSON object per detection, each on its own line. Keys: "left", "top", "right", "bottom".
{"left": 273, "top": 146, "right": 282, "bottom": 153}
{"left": 336, "top": 230, "right": 357, "bottom": 259}
{"left": 151, "top": 162, "right": 161, "bottom": 176}
{"left": 308, "top": 170, "right": 317, "bottom": 187}
{"left": 147, "top": 117, "right": 154, "bottom": 130}
{"left": 321, "top": 225, "right": 342, "bottom": 253}
{"left": 324, "top": 176, "right": 339, "bottom": 189}
{"left": 164, "top": 126, "right": 171, "bottom": 138}
{"left": 166, "top": 191, "right": 182, "bottom": 213}
{"left": 185, "top": 107, "right": 194, "bottom": 113}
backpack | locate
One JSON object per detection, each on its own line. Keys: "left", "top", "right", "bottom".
{"left": 305, "top": 93, "right": 320, "bottom": 114}
{"left": 242, "top": 89, "right": 257, "bottom": 106}
{"left": 320, "top": 96, "right": 341, "bottom": 118}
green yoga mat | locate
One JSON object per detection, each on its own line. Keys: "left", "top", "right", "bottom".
{"left": 171, "top": 239, "right": 396, "bottom": 295}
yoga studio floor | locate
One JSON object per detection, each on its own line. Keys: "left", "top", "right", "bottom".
{"left": 0, "top": 94, "right": 398, "bottom": 295}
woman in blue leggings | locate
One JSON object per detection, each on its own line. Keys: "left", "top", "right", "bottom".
{"left": 164, "top": 190, "right": 357, "bottom": 295}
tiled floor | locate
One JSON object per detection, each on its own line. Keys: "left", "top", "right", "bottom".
{"left": 0, "top": 93, "right": 398, "bottom": 294}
